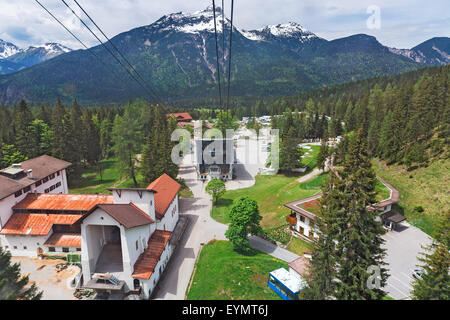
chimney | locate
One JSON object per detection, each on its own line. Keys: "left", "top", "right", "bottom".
{"left": 27, "top": 169, "right": 33, "bottom": 179}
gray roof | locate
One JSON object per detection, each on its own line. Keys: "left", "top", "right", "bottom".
{"left": 0, "top": 155, "right": 71, "bottom": 200}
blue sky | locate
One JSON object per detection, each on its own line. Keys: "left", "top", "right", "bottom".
{"left": 0, "top": 0, "right": 448, "bottom": 49}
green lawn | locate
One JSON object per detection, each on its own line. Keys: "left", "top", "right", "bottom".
{"left": 186, "top": 240, "right": 288, "bottom": 300}
{"left": 69, "top": 158, "right": 193, "bottom": 198}
{"left": 374, "top": 158, "right": 450, "bottom": 236}
{"left": 212, "top": 145, "right": 323, "bottom": 228}
{"left": 286, "top": 237, "right": 314, "bottom": 256}
{"left": 69, "top": 158, "right": 140, "bottom": 194}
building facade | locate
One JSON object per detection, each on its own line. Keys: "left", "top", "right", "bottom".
{"left": 285, "top": 176, "right": 405, "bottom": 241}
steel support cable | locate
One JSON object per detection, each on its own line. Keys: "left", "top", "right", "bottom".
{"left": 226, "top": 0, "right": 235, "bottom": 117}
{"left": 61, "top": 0, "right": 158, "bottom": 103}
{"left": 34, "top": 0, "right": 131, "bottom": 93}
{"left": 72, "top": 0, "right": 166, "bottom": 107}
{"left": 212, "top": 0, "right": 223, "bottom": 107}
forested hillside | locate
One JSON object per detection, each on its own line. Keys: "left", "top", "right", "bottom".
{"left": 0, "top": 7, "right": 424, "bottom": 105}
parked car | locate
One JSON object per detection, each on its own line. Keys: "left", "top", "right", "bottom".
{"left": 412, "top": 268, "right": 425, "bottom": 280}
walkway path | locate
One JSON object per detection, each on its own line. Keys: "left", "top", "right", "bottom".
{"left": 248, "top": 235, "right": 300, "bottom": 263}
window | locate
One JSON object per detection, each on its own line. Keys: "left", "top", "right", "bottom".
{"left": 42, "top": 177, "right": 49, "bottom": 183}
{"left": 57, "top": 171, "right": 60, "bottom": 176}
{"left": 136, "top": 241, "right": 139, "bottom": 251}
{"left": 299, "top": 227, "right": 305, "bottom": 235}
{"left": 55, "top": 182, "right": 61, "bottom": 188}
{"left": 62, "top": 247, "right": 69, "bottom": 253}
{"left": 35, "top": 180, "right": 42, "bottom": 187}
{"left": 14, "top": 190, "right": 22, "bottom": 198}
{"left": 44, "top": 188, "right": 50, "bottom": 193}
{"left": 300, "top": 216, "right": 305, "bottom": 223}
{"left": 13, "top": 246, "right": 17, "bottom": 249}
{"left": 23, "top": 246, "right": 27, "bottom": 250}
{"left": 23, "top": 186, "right": 31, "bottom": 193}
{"left": 49, "top": 247, "right": 55, "bottom": 252}
{"left": 76, "top": 248, "right": 81, "bottom": 252}
{"left": 50, "top": 185, "right": 55, "bottom": 191}
{"left": 49, "top": 173, "right": 55, "bottom": 180}
{"left": 4, "top": 246, "right": 8, "bottom": 249}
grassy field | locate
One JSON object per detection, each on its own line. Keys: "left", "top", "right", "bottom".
{"left": 69, "top": 158, "right": 140, "bottom": 194}
{"left": 286, "top": 237, "right": 314, "bottom": 256}
{"left": 186, "top": 240, "right": 287, "bottom": 300}
{"left": 212, "top": 145, "right": 323, "bottom": 228}
{"left": 69, "top": 158, "right": 193, "bottom": 198}
{"left": 211, "top": 149, "right": 390, "bottom": 231}
{"left": 374, "top": 158, "right": 450, "bottom": 236}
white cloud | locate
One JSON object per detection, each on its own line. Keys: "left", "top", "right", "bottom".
{"left": 0, "top": 0, "right": 448, "bottom": 50}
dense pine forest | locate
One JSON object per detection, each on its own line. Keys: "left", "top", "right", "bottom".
{"left": 0, "top": 64, "right": 448, "bottom": 186}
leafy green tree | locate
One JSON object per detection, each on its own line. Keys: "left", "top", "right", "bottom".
{"left": 205, "top": 178, "right": 226, "bottom": 204}
{"left": 225, "top": 196, "right": 263, "bottom": 253}
{"left": 412, "top": 215, "right": 450, "bottom": 300}
{"left": 0, "top": 247, "right": 42, "bottom": 300}
{"left": 111, "top": 105, "right": 142, "bottom": 186}
{"left": 28, "top": 119, "right": 53, "bottom": 158}
{"left": 0, "top": 144, "right": 27, "bottom": 168}
{"left": 214, "top": 111, "right": 238, "bottom": 136}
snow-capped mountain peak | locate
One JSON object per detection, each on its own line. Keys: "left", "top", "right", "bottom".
{"left": 0, "top": 39, "right": 23, "bottom": 59}
{"left": 26, "top": 43, "right": 72, "bottom": 57}
{"left": 152, "top": 5, "right": 230, "bottom": 34}
{"left": 241, "top": 22, "right": 319, "bottom": 42}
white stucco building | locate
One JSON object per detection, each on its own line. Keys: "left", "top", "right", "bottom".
{"left": 194, "top": 138, "right": 235, "bottom": 181}
{"left": 285, "top": 176, "right": 405, "bottom": 241}
{"left": 79, "top": 173, "right": 181, "bottom": 299}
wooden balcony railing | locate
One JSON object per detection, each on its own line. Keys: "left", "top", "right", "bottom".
{"left": 286, "top": 214, "right": 297, "bottom": 226}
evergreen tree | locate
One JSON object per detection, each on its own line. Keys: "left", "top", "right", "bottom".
{"left": 412, "top": 215, "right": 450, "bottom": 300}
{"left": 317, "top": 131, "right": 329, "bottom": 171}
{"left": 304, "top": 173, "right": 341, "bottom": 299}
{"left": 334, "top": 130, "right": 389, "bottom": 300}
{"left": 279, "top": 127, "right": 302, "bottom": 171}
{"left": 14, "top": 99, "right": 34, "bottom": 158}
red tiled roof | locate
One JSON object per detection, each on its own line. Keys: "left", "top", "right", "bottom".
{"left": 165, "top": 113, "right": 192, "bottom": 122}
{"left": 13, "top": 193, "right": 114, "bottom": 212}
{"left": 44, "top": 233, "right": 81, "bottom": 248}
{"left": 132, "top": 230, "right": 172, "bottom": 279}
{"left": 147, "top": 174, "right": 181, "bottom": 220}
{"left": 0, "top": 213, "right": 82, "bottom": 236}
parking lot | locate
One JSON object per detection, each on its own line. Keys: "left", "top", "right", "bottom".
{"left": 11, "top": 257, "right": 81, "bottom": 300}
{"left": 382, "top": 222, "right": 433, "bottom": 300}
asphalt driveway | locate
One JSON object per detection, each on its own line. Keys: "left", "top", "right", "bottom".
{"left": 382, "top": 222, "right": 433, "bottom": 300}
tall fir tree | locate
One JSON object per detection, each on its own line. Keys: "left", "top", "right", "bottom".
{"left": 333, "top": 130, "right": 389, "bottom": 300}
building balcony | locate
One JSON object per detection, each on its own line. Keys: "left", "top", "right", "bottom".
{"left": 286, "top": 214, "right": 297, "bottom": 226}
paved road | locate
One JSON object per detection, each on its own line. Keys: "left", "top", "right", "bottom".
{"left": 382, "top": 222, "right": 432, "bottom": 300}
{"left": 153, "top": 137, "right": 270, "bottom": 299}
{"left": 152, "top": 156, "right": 227, "bottom": 300}
{"left": 248, "top": 235, "right": 300, "bottom": 263}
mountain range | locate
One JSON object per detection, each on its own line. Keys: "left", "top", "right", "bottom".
{"left": 0, "top": 6, "right": 448, "bottom": 105}
{"left": 0, "top": 40, "right": 71, "bottom": 75}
